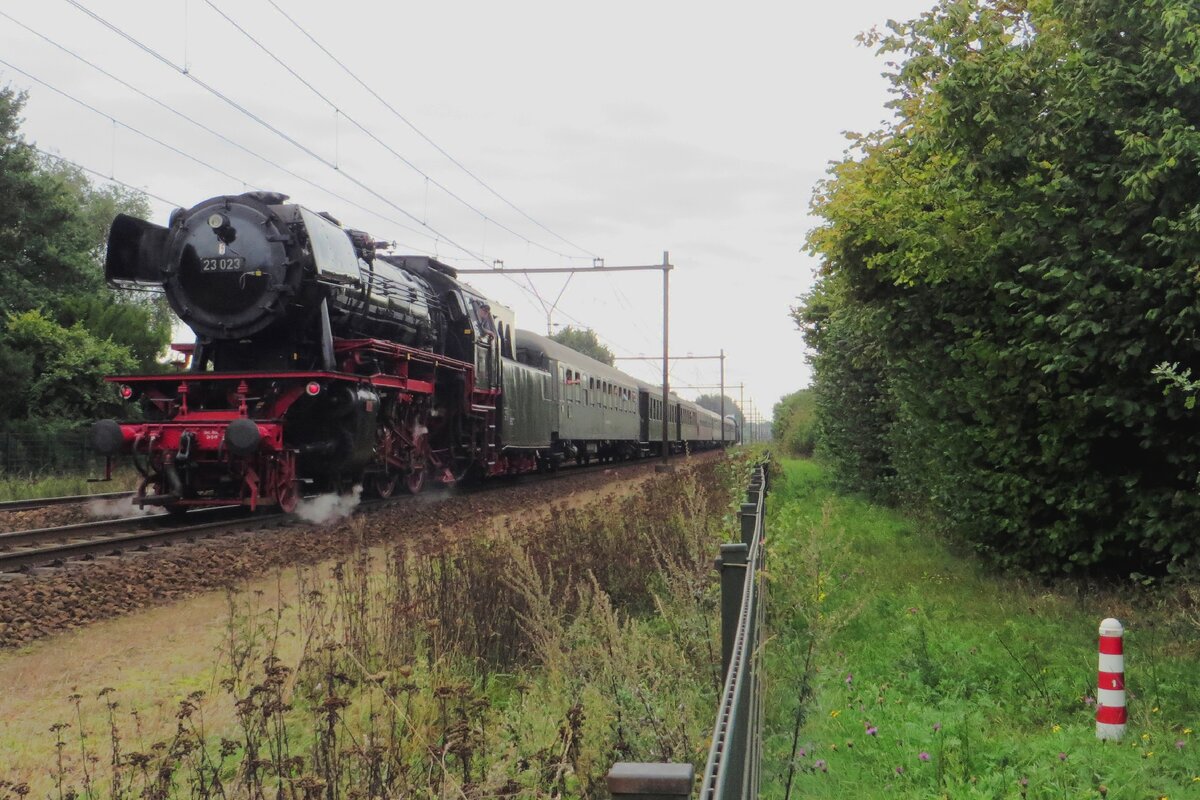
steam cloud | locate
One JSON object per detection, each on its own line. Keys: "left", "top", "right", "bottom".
{"left": 295, "top": 485, "right": 362, "bottom": 524}
{"left": 87, "top": 497, "right": 164, "bottom": 519}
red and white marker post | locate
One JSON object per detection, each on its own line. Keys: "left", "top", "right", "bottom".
{"left": 1095, "top": 618, "right": 1126, "bottom": 741}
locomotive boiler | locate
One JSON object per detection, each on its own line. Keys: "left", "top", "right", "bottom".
{"left": 105, "top": 190, "right": 441, "bottom": 366}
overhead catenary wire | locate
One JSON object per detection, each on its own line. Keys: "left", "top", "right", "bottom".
{"left": 263, "top": 0, "right": 600, "bottom": 262}
{"left": 0, "top": 56, "right": 258, "bottom": 190}
{"left": 202, "top": 0, "right": 591, "bottom": 263}
{"left": 33, "top": 145, "right": 183, "bottom": 207}
{"left": 61, "top": 0, "right": 493, "bottom": 270}
{"left": 0, "top": 8, "right": 437, "bottom": 255}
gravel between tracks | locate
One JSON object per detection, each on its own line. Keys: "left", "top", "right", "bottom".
{"left": 0, "top": 457, "right": 713, "bottom": 649}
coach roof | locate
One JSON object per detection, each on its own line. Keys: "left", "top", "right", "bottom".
{"left": 515, "top": 329, "right": 641, "bottom": 388}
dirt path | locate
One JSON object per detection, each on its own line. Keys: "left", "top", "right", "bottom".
{"left": 0, "top": 454, "right": 717, "bottom": 789}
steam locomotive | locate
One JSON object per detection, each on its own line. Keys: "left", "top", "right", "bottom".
{"left": 93, "top": 191, "right": 734, "bottom": 513}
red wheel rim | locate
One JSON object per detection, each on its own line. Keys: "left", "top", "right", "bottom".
{"left": 277, "top": 480, "right": 298, "bottom": 513}
{"left": 373, "top": 473, "right": 399, "bottom": 499}
{"left": 405, "top": 465, "right": 426, "bottom": 495}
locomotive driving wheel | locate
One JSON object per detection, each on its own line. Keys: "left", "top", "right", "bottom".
{"left": 272, "top": 453, "right": 299, "bottom": 514}
{"left": 405, "top": 459, "right": 427, "bottom": 495}
{"left": 368, "top": 471, "right": 399, "bottom": 499}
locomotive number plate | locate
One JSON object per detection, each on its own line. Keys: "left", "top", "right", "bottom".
{"left": 200, "top": 256, "right": 245, "bottom": 272}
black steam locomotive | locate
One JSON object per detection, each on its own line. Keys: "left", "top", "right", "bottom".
{"left": 94, "top": 192, "right": 732, "bottom": 513}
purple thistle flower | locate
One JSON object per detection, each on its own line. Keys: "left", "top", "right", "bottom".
{"left": 798, "top": 747, "right": 806, "bottom": 758}
{"left": 1176, "top": 740, "right": 1186, "bottom": 750}
{"left": 918, "top": 752, "right": 931, "bottom": 762}
{"left": 1084, "top": 696, "right": 1095, "bottom": 706}
{"left": 1019, "top": 777, "right": 1029, "bottom": 787}
{"left": 866, "top": 726, "right": 878, "bottom": 736}
{"left": 814, "top": 759, "right": 827, "bottom": 773}
{"left": 845, "top": 673, "right": 853, "bottom": 686}
{"left": 894, "top": 766, "right": 904, "bottom": 775}
{"left": 1057, "top": 752, "right": 1067, "bottom": 762}
{"left": 933, "top": 722, "right": 942, "bottom": 732}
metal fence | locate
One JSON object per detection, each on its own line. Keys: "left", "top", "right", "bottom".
{"left": 607, "top": 459, "right": 769, "bottom": 800}
{"left": 0, "top": 428, "right": 105, "bottom": 476}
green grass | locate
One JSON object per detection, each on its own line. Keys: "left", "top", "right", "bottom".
{"left": 0, "top": 468, "right": 137, "bottom": 501}
{"left": 762, "top": 459, "right": 1200, "bottom": 799}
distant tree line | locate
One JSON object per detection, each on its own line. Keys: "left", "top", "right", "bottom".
{"left": 772, "top": 390, "right": 815, "bottom": 457}
{"left": 798, "top": 0, "right": 1200, "bottom": 575}
{"left": 549, "top": 326, "right": 614, "bottom": 365}
{"left": 0, "top": 86, "right": 171, "bottom": 433}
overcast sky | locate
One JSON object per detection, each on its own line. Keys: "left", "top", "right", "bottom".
{"left": 1, "top": 0, "right": 933, "bottom": 421}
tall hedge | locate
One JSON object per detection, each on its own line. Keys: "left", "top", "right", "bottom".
{"left": 800, "top": 0, "right": 1200, "bottom": 574}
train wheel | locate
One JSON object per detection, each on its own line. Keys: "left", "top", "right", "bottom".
{"left": 405, "top": 462, "right": 427, "bottom": 495}
{"left": 369, "top": 472, "right": 399, "bottom": 499}
{"left": 277, "top": 480, "right": 299, "bottom": 514}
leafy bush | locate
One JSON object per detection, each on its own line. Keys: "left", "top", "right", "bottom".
{"left": 799, "top": 0, "right": 1200, "bottom": 574}
{"left": 0, "top": 310, "right": 134, "bottom": 422}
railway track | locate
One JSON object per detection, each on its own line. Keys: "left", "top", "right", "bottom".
{"left": 0, "top": 455, "right": 679, "bottom": 574}
{"left": 0, "top": 491, "right": 134, "bottom": 513}
{"left": 0, "top": 506, "right": 260, "bottom": 573}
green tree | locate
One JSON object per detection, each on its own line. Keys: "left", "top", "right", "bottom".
{"left": 57, "top": 294, "right": 173, "bottom": 372}
{"left": 549, "top": 326, "right": 615, "bottom": 365}
{"left": 0, "top": 85, "right": 171, "bottom": 424}
{"left": 772, "top": 389, "right": 817, "bottom": 457}
{"left": 0, "top": 86, "right": 102, "bottom": 316}
{"left": 800, "top": 0, "right": 1200, "bottom": 574}
{"left": 0, "top": 310, "right": 136, "bottom": 421}
{"left": 695, "top": 393, "right": 742, "bottom": 426}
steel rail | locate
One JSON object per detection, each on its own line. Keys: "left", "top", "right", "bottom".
{"left": 0, "top": 492, "right": 134, "bottom": 513}
{"left": 0, "top": 513, "right": 288, "bottom": 573}
{"left": 0, "top": 506, "right": 241, "bottom": 549}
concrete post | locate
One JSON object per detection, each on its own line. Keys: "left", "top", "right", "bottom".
{"left": 1096, "top": 618, "right": 1127, "bottom": 740}
{"left": 607, "top": 763, "right": 693, "bottom": 799}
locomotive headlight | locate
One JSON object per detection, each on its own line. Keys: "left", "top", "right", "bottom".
{"left": 305, "top": 381, "right": 322, "bottom": 397}
{"left": 119, "top": 384, "right": 135, "bottom": 400}
{"left": 208, "top": 213, "right": 226, "bottom": 229}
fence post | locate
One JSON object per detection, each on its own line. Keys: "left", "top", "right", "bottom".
{"left": 716, "top": 542, "right": 749, "bottom": 678}
{"left": 606, "top": 763, "right": 693, "bottom": 800}
{"left": 739, "top": 503, "right": 756, "bottom": 546}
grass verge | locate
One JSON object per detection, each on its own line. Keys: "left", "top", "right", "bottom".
{"left": 0, "top": 453, "right": 750, "bottom": 799}
{"left": 0, "top": 468, "right": 138, "bottom": 501}
{"left": 763, "top": 459, "right": 1200, "bottom": 799}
